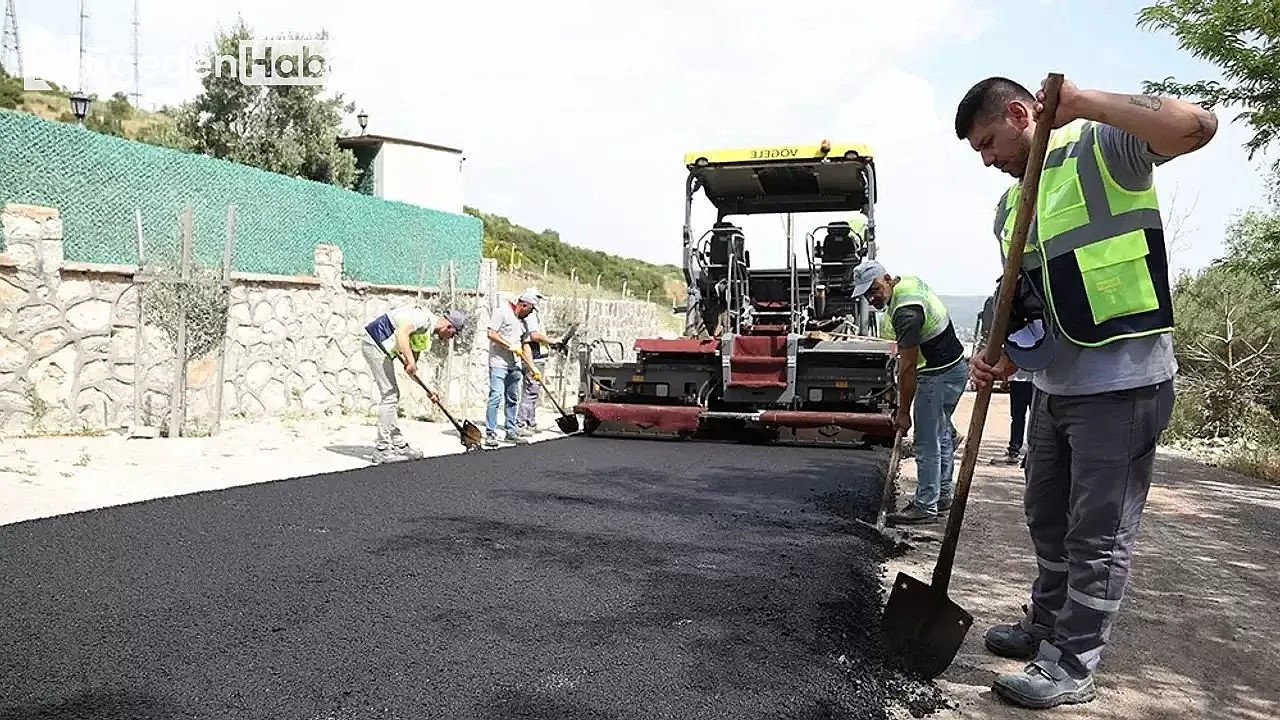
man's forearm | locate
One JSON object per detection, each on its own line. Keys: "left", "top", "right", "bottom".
{"left": 1075, "top": 88, "right": 1218, "bottom": 157}
{"left": 395, "top": 331, "right": 413, "bottom": 364}
{"left": 897, "top": 368, "right": 916, "bottom": 416}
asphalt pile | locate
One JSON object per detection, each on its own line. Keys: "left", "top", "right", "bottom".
{"left": 1, "top": 436, "right": 947, "bottom": 719}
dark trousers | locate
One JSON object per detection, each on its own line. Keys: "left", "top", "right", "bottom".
{"left": 1008, "top": 380, "right": 1034, "bottom": 454}
{"left": 1022, "top": 380, "right": 1174, "bottom": 671}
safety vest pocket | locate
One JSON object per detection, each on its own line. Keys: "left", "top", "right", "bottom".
{"left": 1073, "top": 230, "right": 1160, "bottom": 325}
{"left": 1036, "top": 165, "right": 1089, "bottom": 240}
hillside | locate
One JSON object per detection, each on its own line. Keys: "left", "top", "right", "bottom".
{"left": 939, "top": 295, "right": 989, "bottom": 343}
{"left": 468, "top": 207, "right": 686, "bottom": 305}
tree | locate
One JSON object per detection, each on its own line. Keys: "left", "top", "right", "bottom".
{"left": 1220, "top": 197, "right": 1280, "bottom": 290}
{"left": 0, "top": 63, "right": 23, "bottom": 110}
{"left": 175, "top": 18, "right": 358, "bottom": 187}
{"left": 1171, "top": 262, "right": 1280, "bottom": 437}
{"left": 1137, "top": 1, "right": 1280, "bottom": 181}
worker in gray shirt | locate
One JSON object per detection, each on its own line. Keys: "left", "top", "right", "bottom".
{"left": 955, "top": 74, "right": 1217, "bottom": 709}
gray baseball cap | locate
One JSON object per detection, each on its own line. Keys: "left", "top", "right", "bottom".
{"left": 848, "top": 260, "right": 887, "bottom": 298}
{"left": 443, "top": 309, "right": 466, "bottom": 331}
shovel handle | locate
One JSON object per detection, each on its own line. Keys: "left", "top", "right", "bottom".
{"left": 514, "top": 349, "right": 573, "bottom": 418}
{"left": 407, "top": 372, "right": 464, "bottom": 433}
{"left": 931, "top": 73, "right": 1063, "bottom": 594}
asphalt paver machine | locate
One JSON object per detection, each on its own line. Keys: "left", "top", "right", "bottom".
{"left": 573, "top": 141, "right": 899, "bottom": 447}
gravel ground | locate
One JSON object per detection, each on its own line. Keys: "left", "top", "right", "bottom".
{"left": 0, "top": 435, "right": 945, "bottom": 720}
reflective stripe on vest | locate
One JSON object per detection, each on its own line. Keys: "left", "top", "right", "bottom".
{"left": 991, "top": 119, "right": 1173, "bottom": 347}
{"left": 887, "top": 275, "right": 961, "bottom": 371}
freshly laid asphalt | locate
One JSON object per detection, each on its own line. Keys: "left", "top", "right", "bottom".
{"left": 1, "top": 436, "right": 946, "bottom": 720}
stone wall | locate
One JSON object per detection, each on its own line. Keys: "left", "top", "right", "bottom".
{"left": 0, "top": 204, "right": 667, "bottom": 438}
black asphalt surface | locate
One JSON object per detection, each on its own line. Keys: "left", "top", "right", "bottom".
{"left": 1, "top": 436, "right": 946, "bottom": 720}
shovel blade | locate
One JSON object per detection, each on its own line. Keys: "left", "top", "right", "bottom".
{"left": 881, "top": 571, "right": 973, "bottom": 679}
{"left": 460, "top": 420, "right": 484, "bottom": 447}
{"left": 556, "top": 414, "right": 580, "bottom": 434}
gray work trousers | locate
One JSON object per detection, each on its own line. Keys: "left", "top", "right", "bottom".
{"left": 361, "top": 341, "right": 407, "bottom": 450}
{"left": 515, "top": 359, "right": 546, "bottom": 427}
{"left": 1021, "top": 379, "right": 1174, "bottom": 671}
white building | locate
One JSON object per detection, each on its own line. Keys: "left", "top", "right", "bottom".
{"left": 338, "top": 133, "right": 466, "bottom": 214}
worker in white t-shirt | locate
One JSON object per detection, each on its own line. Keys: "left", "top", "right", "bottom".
{"left": 362, "top": 306, "right": 467, "bottom": 463}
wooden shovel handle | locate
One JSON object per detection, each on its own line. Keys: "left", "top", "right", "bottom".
{"left": 931, "top": 73, "right": 1064, "bottom": 594}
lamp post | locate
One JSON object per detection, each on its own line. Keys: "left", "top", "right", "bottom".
{"left": 69, "top": 91, "right": 90, "bottom": 125}
{"left": 357, "top": 109, "right": 368, "bottom": 134}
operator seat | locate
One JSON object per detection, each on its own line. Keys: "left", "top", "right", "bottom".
{"left": 820, "top": 221, "right": 861, "bottom": 265}
{"left": 708, "top": 221, "right": 745, "bottom": 273}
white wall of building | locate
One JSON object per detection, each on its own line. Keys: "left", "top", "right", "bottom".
{"left": 376, "top": 143, "right": 465, "bottom": 214}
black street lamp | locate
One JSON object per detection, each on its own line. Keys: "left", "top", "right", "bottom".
{"left": 357, "top": 109, "right": 368, "bottom": 134}
{"left": 69, "top": 91, "right": 90, "bottom": 124}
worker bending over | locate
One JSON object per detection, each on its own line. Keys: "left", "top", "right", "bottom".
{"left": 955, "top": 74, "right": 1216, "bottom": 709}
{"left": 485, "top": 291, "right": 541, "bottom": 447}
{"left": 361, "top": 306, "right": 467, "bottom": 463}
{"left": 850, "top": 260, "right": 968, "bottom": 525}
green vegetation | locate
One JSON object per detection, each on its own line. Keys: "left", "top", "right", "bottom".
{"left": 1140, "top": 0, "right": 1280, "bottom": 482}
{"left": 4, "top": 28, "right": 682, "bottom": 318}
{"left": 1138, "top": 0, "right": 1280, "bottom": 184}
{"left": 466, "top": 207, "right": 687, "bottom": 305}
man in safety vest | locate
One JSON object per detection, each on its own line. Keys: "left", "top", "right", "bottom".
{"left": 515, "top": 287, "right": 554, "bottom": 435}
{"left": 361, "top": 306, "right": 468, "bottom": 463}
{"left": 849, "top": 260, "right": 968, "bottom": 526}
{"left": 954, "top": 74, "right": 1217, "bottom": 709}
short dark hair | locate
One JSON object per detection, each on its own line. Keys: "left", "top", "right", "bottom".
{"left": 954, "top": 77, "right": 1035, "bottom": 140}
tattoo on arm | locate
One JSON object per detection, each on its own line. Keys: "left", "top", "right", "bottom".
{"left": 1183, "top": 109, "right": 1218, "bottom": 151}
{"left": 1128, "top": 95, "right": 1164, "bottom": 111}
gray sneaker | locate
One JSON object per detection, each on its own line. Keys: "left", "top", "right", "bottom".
{"left": 886, "top": 501, "right": 936, "bottom": 526}
{"left": 517, "top": 425, "right": 536, "bottom": 437}
{"left": 482, "top": 433, "right": 500, "bottom": 449}
{"left": 993, "top": 641, "right": 1096, "bottom": 709}
{"left": 505, "top": 432, "right": 528, "bottom": 445}
{"left": 370, "top": 447, "right": 399, "bottom": 464}
{"left": 393, "top": 444, "right": 424, "bottom": 460}
{"left": 984, "top": 607, "right": 1052, "bottom": 659}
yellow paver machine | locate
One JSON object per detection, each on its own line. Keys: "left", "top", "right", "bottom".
{"left": 572, "top": 140, "right": 900, "bottom": 447}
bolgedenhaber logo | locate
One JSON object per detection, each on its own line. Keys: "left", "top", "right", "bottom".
{"left": 233, "top": 33, "right": 330, "bottom": 86}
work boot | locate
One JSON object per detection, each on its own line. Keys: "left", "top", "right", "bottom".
{"left": 984, "top": 606, "right": 1052, "bottom": 659}
{"left": 505, "top": 432, "right": 528, "bottom": 445}
{"left": 993, "top": 641, "right": 1096, "bottom": 709}
{"left": 937, "top": 495, "right": 953, "bottom": 512}
{"left": 886, "top": 502, "right": 936, "bottom": 526}
{"left": 483, "top": 432, "right": 500, "bottom": 449}
{"left": 517, "top": 424, "right": 536, "bottom": 437}
{"left": 992, "top": 448, "right": 1021, "bottom": 465}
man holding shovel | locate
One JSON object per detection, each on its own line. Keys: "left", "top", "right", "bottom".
{"left": 361, "top": 306, "right": 468, "bottom": 464}
{"left": 849, "top": 260, "right": 968, "bottom": 526}
{"left": 484, "top": 290, "right": 540, "bottom": 448}
{"left": 954, "top": 74, "right": 1217, "bottom": 709}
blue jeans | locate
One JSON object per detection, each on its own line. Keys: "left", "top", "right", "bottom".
{"left": 487, "top": 365, "right": 521, "bottom": 435}
{"left": 912, "top": 360, "right": 969, "bottom": 511}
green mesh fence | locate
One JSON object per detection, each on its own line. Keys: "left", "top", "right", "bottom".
{"left": 0, "top": 111, "right": 482, "bottom": 289}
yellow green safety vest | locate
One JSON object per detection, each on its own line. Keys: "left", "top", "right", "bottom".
{"left": 365, "top": 312, "right": 433, "bottom": 358}
{"left": 993, "top": 119, "right": 1174, "bottom": 347}
{"left": 887, "top": 274, "right": 963, "bottom": 372}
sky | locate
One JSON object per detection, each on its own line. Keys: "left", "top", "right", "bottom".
{"left": 14, "top": 0, "right": 1277, "bottom": 295}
